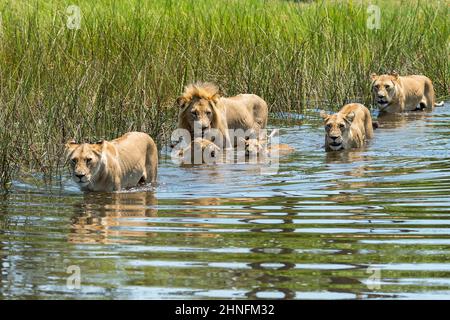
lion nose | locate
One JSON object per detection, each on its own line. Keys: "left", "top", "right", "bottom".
{"left": 330, "top": 136, "right": 339, "bottom": 141}
{"left": 75, "top": 173, "right": 85, "bottom": 179}
{"left": 378, "top": 94, "right": 385, "bottom": 99}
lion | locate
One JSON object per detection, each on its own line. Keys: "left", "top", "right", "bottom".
{"left": 175, "top": 137, "right": 221, "bottom": 165}
{"left": 65, "top": 132, "right": 158, "bottom": 192}
{"left": 243, "top": 139, "right": 295, "bottom": 158}
{"left": 176, "top": 82, "right": 268, "bottom": 149}
{"left": 370, "top": 72, "right": 444, "bottom": 113}
{"left": 320, "top": 103, "right": 374, "bottom": 151}
{"left": 238, "top": 130, "right": 295, "bottom": 158}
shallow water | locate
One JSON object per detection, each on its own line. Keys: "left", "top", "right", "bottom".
{"left": 1, "top": 104, "right": 450, "bottom": 300}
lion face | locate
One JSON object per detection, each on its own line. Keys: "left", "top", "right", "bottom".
{"left": 186, "top": 97, "right": 214, "bottom": 132}
{"left": 177, "top": 138, "right": 220, "bottom": 164}
{"left": 370, "top": 73, "right": 398, "bottom": 109}
{"left": 177, "top": 82, "right": 221, "bottom": 136}
{"left": 65, "top": 142, "right": 102, "bottom": 188}
{"left": 320, "top": 111, "right": 355, "bottom": 151}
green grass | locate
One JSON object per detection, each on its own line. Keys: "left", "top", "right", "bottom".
{"left": 0, "top": 0, "right": 448, "bottom": 187}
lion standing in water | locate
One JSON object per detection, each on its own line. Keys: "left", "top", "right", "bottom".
{"left": 370, "top": 72, "right": 443, "bottom": 113}
{"left": 176, "top": 82, "right": 268, "bottom": 148}
{"left": 65, "top": 132, "right": 158, "bottom": 192}
{"left": 320, "top": 103, "right": 374, "bottom": 151}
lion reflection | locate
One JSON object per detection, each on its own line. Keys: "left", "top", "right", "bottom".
{"left": 324, "top": 148, "right": 375, "bottom": 205}
{"left": 69, "top": 191, "right": 158, "bottom": 244}
{"left": 376, "top": 111, "right": 430, "bottom": 129}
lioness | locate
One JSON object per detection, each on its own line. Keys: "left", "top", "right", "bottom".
{"left": 320, "top": 103, "right": 374, "bottom": 151}
{"left": 371, "top": 72, "right": 443, "bottom": 113}
{"left": 65, "top": 132, "right": 158, "bottom": 192}
{"left": 176, "top": 82, "right": 268, "bottom": 148}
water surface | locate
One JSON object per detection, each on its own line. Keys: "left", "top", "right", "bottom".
{"left": 1, "top": 104, "right": 450, "bottom": 299}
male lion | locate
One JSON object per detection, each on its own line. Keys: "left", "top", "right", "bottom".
{"left": 65, "top": 132, "right": 158, "bottom": 192}
{"left": 320, "top": 103, "right": 374, "bottom": 151}
{"left": 370, "top": 72, "right": 443, "bottom": 113}
{"left": 176, "top": 82, "right": 268, "bottom": 148}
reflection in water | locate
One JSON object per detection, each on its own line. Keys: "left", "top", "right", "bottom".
{"left": 0, "top": 103, "right": 450, "bottom": 299}
{"left": 69, "top": 192, "right": 158, "bottom": 244}
{"left": 376, "top": 111, "right": 431, "bottom": 129}
{"left": 246, "top": 287, "right": 296, "bottom": 299}
{"left": 324, "top": 147, "right": 370, "bottom": 164}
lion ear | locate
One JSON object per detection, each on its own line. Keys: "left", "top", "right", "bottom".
{"left": 320, "top": 110, "right": 329, "bottom": 120}
{"left": 88, "top": 141, "right": 103, "bottom": 156}
{"left": 370, "top": 73, "right": 378, "bottom": 81}
{"left": 65, "top": 140, "right": 78, "bottom": 153}
{"left": 346, "top": 112, "right": 355, "bottom": 123}
{"left": 176, "top": 96, "right": 188, "bottom": 108}
{"left": 390, "top": 71, "right": 399, "bottom": 80}
{"left": 211, "top": 93, "right": 220, "bottom": 104}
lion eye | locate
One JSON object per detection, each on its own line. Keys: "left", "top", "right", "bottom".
{"left": 384, "top": 85, "right": 390, "bottom": 89}
{"left": 206, "top": 111, "right": 212, "bottom": 116}
{"left": 374, "top": 85, "right": 379, "bottom": 89}
{"left": 339, "top": 124, "right": 345, "bottom": 129}
{"left": 326, "top": 124, "right": 331, "bottom": 129}
{"left": 191, "top": 111, "right": 197, "bottom": 117}
{"left": 86, "top": 158, "right": 92, "bottom": 164}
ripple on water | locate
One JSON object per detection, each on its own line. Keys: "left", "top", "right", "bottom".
{"left": 1, "top": 104, "right": 450, "bottom": 299}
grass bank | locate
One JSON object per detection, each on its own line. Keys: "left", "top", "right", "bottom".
{"left": 0, "top": 0, "right": 448, "bottom": 186}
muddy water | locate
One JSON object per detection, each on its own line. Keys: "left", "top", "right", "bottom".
{"left": 1, "top": 104, "right": 449, "bottom": 299}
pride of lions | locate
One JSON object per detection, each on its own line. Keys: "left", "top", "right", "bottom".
{"left": 65, "top": 72, "right": 444, "bottom": 192}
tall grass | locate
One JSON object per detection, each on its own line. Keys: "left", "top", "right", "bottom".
{"left": 0, "top": 0, "right": 448, "bottom": 187}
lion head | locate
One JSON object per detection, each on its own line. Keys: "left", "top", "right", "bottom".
{"left": 176, "top": 137, "right": 221, "bottom": 165}
{"left": 320, "top": 110, "right": 356, "bottom": 151}
{"left": 370, "top": 72, "right": 399, "bottom": 109}
{"left": 237, "top": 137, "right": 265, "bottom": 157}
{"left": 65, "top": 140, "right": 108, "bottom": 188}
{"left": 176, "top": 82, "right": 222, "bottom": 136}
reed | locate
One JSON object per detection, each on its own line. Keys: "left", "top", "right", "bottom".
{"left": 0, "top": 0, "right": 448, "bottom": 186}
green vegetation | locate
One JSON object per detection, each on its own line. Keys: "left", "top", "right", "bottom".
{"left": 0, "top": 0, "right": 448, "bottom": 186}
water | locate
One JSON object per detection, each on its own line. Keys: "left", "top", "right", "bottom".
{"left": 1, "top": 104, "right": 449, "bottom": 300}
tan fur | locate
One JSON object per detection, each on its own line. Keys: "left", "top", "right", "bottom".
{"left": 69, "top": 192, "right": 158, "bottom": 244}
{"left": 240, "top": 137, "right": 294, "bottom": 157}
{"left": 370, "top": 72, "right": 442, "bottom": 113}
{"left": 176, "top": 82, "right": 268, "bottom": 148}
{"left": 176, "top": 137, "right": 221, "bottom": 165}
{"left": 65, "top": 132, "right": 158, "bottom": 192}
{"left": 320, "top": 103, "right": 374, "bottom": 151}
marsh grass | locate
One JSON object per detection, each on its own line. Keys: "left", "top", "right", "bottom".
{"left": 0, "top": 0, "right": 448, "bottom": 187}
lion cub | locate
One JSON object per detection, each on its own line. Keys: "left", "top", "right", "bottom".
{"left": 320, "top": 103, "right": 374, "bottom": 151}
{"left": 240, "top": 138, "right": 294, "bottom": 158}
{"left": 65, "top": 132, "right": 158, "bottom": 192}
{"left": 175, "top": 137, "right": 221, "bottom": 165}
{"left": 371, "top": 72, "right": 443, "bottom": 113}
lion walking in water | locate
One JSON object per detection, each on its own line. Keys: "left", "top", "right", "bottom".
{"left": 65, "top": 132, "right": 158, "bottom": 192}
{"left": 176, "top": 82, "right": 268, "bottom": 149}
{"left": 320, "top": 103, "right": 374, "bottom": 151}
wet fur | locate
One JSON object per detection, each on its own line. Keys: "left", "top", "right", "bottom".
{"left": 321, "top": 103, "right": 374, "bottom": 151}
{"left": 176, "top": 82, "right": 268, "bottom": 148}
{"left": 371, "top": 72, "right": 443, "bottom": 113}
{"left": 65, "top": 132, "right": 158, "bottom": 192}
